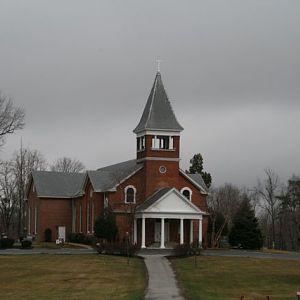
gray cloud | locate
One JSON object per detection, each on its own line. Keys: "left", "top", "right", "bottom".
{"left": 0, "top": 0, "right": 299, "bottom": 186}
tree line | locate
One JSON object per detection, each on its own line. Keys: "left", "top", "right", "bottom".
{"left": 189, "top": 154, "right": 300, "bottom": 251}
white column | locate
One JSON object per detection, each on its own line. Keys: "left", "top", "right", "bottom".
{"left": 180, "top": 218, "right": 184, "bottom": 244}
{"left": 190, "top": 220, "right": 193, "bottom": 244}
{"left": 198, "top": 218, "right": 203, "bottom": 248}
{"left": 134, "top": 218, "right": 137, "bottom": 244}
{"left": 169, "top": 137, "right": 174, "bottom": 150}
{"left": 160, "top": 218, "right": 165, "bottom": 249}
{"left": 141, "top": 217, "right": 146, "bottom": 248}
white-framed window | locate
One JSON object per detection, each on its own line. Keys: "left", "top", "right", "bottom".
{"left": 72, "top": 200, "right": 76, "bottom": 233}
{"left": 79, "top": 205, "right": 82, "bottom": 233}
{"left": 180, "top": 187, "right": 192, "bottom": 201}
{"left": 91, "top": 201, "right": 94, "bottom": 233}
{"left": 104, "top": 193, "right": 108, "bottom": 208}
{"left": 87, "top": 202, "right": 90, "bottom": 233}
{"left": 32, "top": 185, "right": 35, "bottom": 193}
{"left": 34, "top": 205, "right": 38, "bottom": 234}
{"left": 124, "top": 185, "right": 136, "bottom": 203}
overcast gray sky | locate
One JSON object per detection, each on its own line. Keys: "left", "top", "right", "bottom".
{"left": 0, "top": 0, "right": 299, "bottom": 187}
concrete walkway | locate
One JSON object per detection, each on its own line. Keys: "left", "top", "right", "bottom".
{"left": 141, "top": 254, "right": 184, "bottom": 300}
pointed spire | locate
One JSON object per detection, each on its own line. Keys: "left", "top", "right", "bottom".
{"left": 133, "top": 73, "right": 183, "bottom": 134}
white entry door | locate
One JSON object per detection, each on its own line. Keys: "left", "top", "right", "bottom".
{"left": 58, "top": 226, "right": 66, "bottom": 242}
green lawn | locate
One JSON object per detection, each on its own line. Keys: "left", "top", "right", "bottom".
{"left": 172, "top": 256, "right": 300, "bottom": 300}
{"left": 0, "top": 255, "right": 146, "bottom": 300}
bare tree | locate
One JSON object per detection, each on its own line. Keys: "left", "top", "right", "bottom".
{"left": 208, "top": 184, "right": 241, "bottom": 247}
{"left": 12, "top": 146, "right": 47, "bottom": 236}
{"left": 50, "top": 157, "right": 85, "bottom": 173}
{"left": 0, "top": 161, "right": 17, "bottom": 235}
{"left": 257, "top": 168, "right": 280, "bottom": 248}
{"left": 0, "top": 93, "right": 25, "bottom": 147}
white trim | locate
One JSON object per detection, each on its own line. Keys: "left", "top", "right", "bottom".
{"left": 137, "top": 157, "right": 180, "bottom": 163}
{"left": 141, "top": 217, "right": 146, "bottom": 248}
{"left": 199, "top": 218, "right": 203, "bottom": 248}
{"left": 180, "top": 218, "right": 184, "bottom": 244}
{"left": 136, "top": 130, "right": 181, "bottom": 137}
{"left": 139, "top": 188, "right": 205, "bottom": 214}
{"left": 160, "top": 218, "right": 165, "bottom": 249}
{"left": 136, "top": 212, "right": 203, "bottom": 220}
{"left": 34, "top": 205, "right": 37, "bottom": 234}
{"left": 180, "top": 187, "right": 193, "bottom": 201}
{"left": 91, "top": 201, "right": 94, "bottom": 233}
{"left": 79, "top": 205, "right": 82, "bottom": 233}
{"left": 86, "top": 202, "right": 90, "bottom": 233}
{"left": 124, "top": 185, "right": 137, "bottom": 204}
{"left": 190, "top": 220, "right": 193, "bottom": 244}
{"left": 179, "top": 169, "right": 208, "bottom": 194}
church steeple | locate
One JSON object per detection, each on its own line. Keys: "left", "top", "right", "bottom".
{"left": 134, "top": 72, "right": 183, "bottom": 163}
{"left": 133, "top": 72, "right": 183, "bottom": 134}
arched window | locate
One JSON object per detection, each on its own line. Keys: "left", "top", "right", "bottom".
{"left": 125, "top": 185, "right": 136, "bottom": 203}
{"left": 180, "top": 187, "right": 192, "bottom": 201}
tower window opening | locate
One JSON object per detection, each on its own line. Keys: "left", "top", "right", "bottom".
{"left": 137, "top": 136, "right": 145, "bottom": 151}
{"left": 152, "top": 135, "right": 173, "bottom": 150}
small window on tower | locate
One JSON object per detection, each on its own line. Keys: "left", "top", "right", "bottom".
{"left": 137, "top": 136, "right": 145, "bottom": 151}
{"left": 125, "top": 185, "right": 136, "bottom": 203}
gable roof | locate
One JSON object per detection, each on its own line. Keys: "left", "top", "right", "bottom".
{"left": 136, "top": 188, "right": 172, "bottom": 212}
{"left": 88, "top": 159, "right": 143, "bottom": 192}
{"left": 180, "top": 170, "right": 209, "bottom": 194}
{"left": 136, "top": 187, "right": 204, "bottom": 215}
{"left": 31, "top": 171, "right": 86, "bottom": 198}
{"left": 133, "top": 72, "right": 183, "bottom": 134}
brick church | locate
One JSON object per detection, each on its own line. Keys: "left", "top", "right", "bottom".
{"left": 26, "top": 72, "right": 209, "bottom": 248}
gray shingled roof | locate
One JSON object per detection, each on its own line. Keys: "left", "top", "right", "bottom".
{"left": 136, "top": 188, "right": 172, "bottom": 212}
{"left": 185, "top": 173, "right": 208, "bottom": 192}
{"left": 32, "top": 171, "right": 86, "bottom": 198}
{"left": 133, "top": 72, "right": 184, "bottom": 133}
{"left": 88, "top": 159, "right": 143, "bottom": 192}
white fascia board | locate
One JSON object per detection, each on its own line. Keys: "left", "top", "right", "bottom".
{"left": 135, "top": 212, "right": 203, "bottom": 220}
{"left": 136, "top": 130, "right": 181, "bottom": 137}
{"left": 143, "top": 187, "right": 204, "bottom": 214}
{"left": 179, "top": 169, "right": 208, "bottom": 195}
{"left": 137, "top": 157, "right": 180, "bottom": 163}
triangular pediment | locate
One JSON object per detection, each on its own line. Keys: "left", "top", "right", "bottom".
{"left": 141, "top": 188, "right": 203, "bottom": 214}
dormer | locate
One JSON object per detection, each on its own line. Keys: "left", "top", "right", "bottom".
{"left": 134, "top": 72, "right": 183, "bottom": 162}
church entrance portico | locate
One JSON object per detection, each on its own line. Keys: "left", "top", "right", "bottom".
{"left": 134, "top": 188, "right": 205, "bottom": 249}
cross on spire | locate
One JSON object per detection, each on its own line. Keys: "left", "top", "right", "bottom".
{"left": 156, "top": 59, "right": 162, "bottom": 73}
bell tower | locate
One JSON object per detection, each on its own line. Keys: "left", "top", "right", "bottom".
{"left": 133, "top": 72, "right": 183, "bottom": 197}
